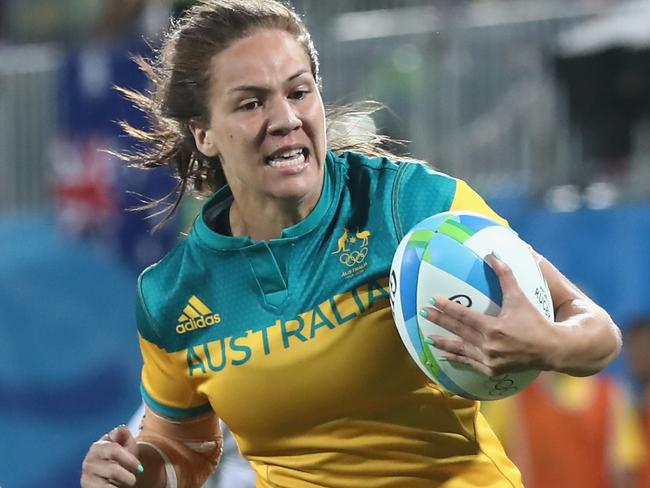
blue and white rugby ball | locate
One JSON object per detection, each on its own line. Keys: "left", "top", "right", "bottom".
{"left": 389, "top": 211, "right": 553, "bottom": 400}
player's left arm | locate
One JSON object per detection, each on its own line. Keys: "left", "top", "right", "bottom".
{"left": 424, "top": 178, "right": 622, "bottom": 377}
{"left": 533, "top": 249, "right": 622, "bottom": 376}
{"left": 427, "top": 246, "right": 622, "bottom": 377}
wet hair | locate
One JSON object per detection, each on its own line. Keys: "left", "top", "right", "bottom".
{"left": 116, "top": 0, "right": 400, "bottom": 226}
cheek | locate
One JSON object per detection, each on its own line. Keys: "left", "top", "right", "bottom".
{"left": 306, "top": 104, "right": 327, "bottom": 144}
{"left": 218, "top": 127, "right": 248, "bottom": 156}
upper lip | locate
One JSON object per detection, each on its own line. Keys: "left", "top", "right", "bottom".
{"left": 266, "top": 145, "right": 307, "bottom": 159}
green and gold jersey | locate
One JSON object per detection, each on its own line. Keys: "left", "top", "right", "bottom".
{"left": 137, "top": 151, "right": 522, "bottom": 487}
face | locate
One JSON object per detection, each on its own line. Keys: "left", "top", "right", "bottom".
{"left": 192, "top": 28, "right": 326, "bottom": 211}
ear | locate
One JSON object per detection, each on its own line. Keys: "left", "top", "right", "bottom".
{"left": 189, "top": 118, "right": 220, "bottom": 157}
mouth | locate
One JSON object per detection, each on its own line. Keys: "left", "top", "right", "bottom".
{"left": 266, "top": 147, "right": 309, "bottom": 169}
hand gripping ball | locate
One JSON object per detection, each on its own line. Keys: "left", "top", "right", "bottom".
{"left": 389, "top": 211, "right": 554, "bottom": 400}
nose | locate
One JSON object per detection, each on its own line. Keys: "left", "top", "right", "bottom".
{"left": 267, "top": 99, "right": 302, "bottom": 135}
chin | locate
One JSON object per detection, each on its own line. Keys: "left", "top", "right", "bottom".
{"left": 274, "top": 177, "right": 321, "bottom": 202}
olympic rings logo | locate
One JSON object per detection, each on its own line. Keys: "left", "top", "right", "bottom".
{"left": 339, "top": 246, "right": 369, "bottom": 267}
{"left": 488, "top": 373, "right": 519, "bottom": 397}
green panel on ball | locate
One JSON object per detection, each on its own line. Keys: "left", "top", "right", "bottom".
{"left": 407, "top": 229, "right": 435, "bottom": 248}
{"left": 418, "top": 327, "right": 441, "bottom": 377}
{"left": 437, "top": 219, "right": 474, "bottom": 244}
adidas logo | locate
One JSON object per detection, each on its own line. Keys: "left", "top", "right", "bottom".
{"left": 176, "top": 296, "right": 221, "bottom": 335}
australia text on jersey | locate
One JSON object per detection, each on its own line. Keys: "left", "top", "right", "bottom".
{"left": 186, "top": 279, "right": 390, "bottom": 375}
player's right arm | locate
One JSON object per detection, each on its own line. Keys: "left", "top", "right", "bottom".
{"left": 81, "top": 405, "right": 222, "bottom": 487}
{"left": 81, "top": 423, "right": 166, "bottom": 487}
{"left": 81, "top": 271, "right": 224, "bottom": 487}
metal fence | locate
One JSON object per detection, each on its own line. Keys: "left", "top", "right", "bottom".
{"left": 299, "top": 0, "right": 649, "bottom": 200}
{"left": 302, "top": 1, "right": 584, "bottom": 197}
{"left": 0, "top": 44, "right": 60, "bottom": 214}
{"left": 1, "top": 0, "right": 647, "bottom": 214}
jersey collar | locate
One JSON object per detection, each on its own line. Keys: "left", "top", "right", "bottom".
{"left": 193, "top": 151, "right": 338, "bottom": 250}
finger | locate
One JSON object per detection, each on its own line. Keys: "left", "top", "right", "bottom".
{"left": 430, "top": 295, "right": 485, "bottom": 333}
{"left": 109, "top": 426, "right": 138, "bottom": 455}
{"left": 109, "top": 445, "right": 143, "bottom": 477}
{"left": 96, "top": 433, "right": 143, "bottom": 476}
{"left": 82, "top": 446, "right": 138, "bottom": 487}
{"left": 92, "top": 459, "right": 138, "bottom": 487}
{"left": 429, "top": 335, "right": 497, "bottom": 376}
{"left": 430, "top": 334, "right": 481, "bottom": 363}
{"left": 421, "top": 305, "right": 484, "bottom": 346}
{"left": 440, "top": 349, "right": 495, "bottom": 377}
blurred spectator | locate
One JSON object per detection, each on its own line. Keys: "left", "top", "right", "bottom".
{"left": 482, "top": 372, "right": 646, "bottom": 488}
{"left": 0, "top": 0, "right": 196, "bottom": 45}
{"left": 51, "top": 135, "right": 118, "bottom": 239}
{"left": 3, "top": 0, "right": 137, "bottom": 44}
{"left": 625, "top": 316, "right": 650, "bottom": 488}
{"left": 554, "top": 0, "right": 650, "bottom": 191}
{"left": 46, "top": 0, "right": 187, "bottom": 273}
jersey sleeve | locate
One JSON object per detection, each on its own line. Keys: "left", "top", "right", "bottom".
{"left": 136, "top": 278, "right": 213, "bottom": 420}
{"left": 449, "top": 179, "right": 508, "bottom": 226}
{"left": 392, "top": 162, "right": 508, "bottom": 239}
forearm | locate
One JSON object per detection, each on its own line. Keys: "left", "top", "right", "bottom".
{"left": 546, "top": 298, "right": 622, "bottom": 376}
{"left": 134, "top": 442, "right": 168, "bottom": 488}
{"left": 536, "top": 251, "right": 622, "bottom": 376}
{"left": 135, "top": 406, "right": 222, "bottom": 488}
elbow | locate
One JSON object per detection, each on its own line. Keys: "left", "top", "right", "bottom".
{"left": 553, "top": 307, "right": 623, "bottom": 377}
{"left": 585, "top": 312, "right": 623, "bottom": 376}
{"left": 595, "top": 309, "right": 623, "bottom": 370}
{"left": 605, "top": 318, "right": 623, "bottom": 366}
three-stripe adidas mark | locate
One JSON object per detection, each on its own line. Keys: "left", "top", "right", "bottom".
{"left": 176, "top": 296, "right": 221, "bottom": 335}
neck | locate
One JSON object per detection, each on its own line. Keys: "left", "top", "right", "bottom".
{"left": 229, "top": 195, "right": 317, "bottom": 241}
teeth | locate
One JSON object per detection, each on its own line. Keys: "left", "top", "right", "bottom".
{"left": 278, "top": 148, "right": 302, "bottom": 158}
{"left": 267, "top": 149, "right": 306, "bottom": 168}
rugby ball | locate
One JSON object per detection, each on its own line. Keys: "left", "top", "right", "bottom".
{"left": 389, "top": 211, "right": 553, "bottom": 400}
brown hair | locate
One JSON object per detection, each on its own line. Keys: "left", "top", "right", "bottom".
{"left": 116, "top": 0, "right": 400, "bottom": 225}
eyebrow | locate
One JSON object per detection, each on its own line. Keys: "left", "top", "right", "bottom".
{"left": 227, "top": 69, "right": 311, "bottom": 94}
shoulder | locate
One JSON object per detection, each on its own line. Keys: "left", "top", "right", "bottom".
{"left": 329, "top": 150, "right": 452, "bottom": 195}
{"left": 329, "top": 150, "right": 401, "bottom": 177}
{"left": 136, "top": 238, "right": 193, "bottom": 346}
{"left": 391, "top": 160, "right": 459, "bottom": 237}
{"left": 138, "top": 238, "right": 190, "bottom": 298}
{"left": 393, "top": 159, "right": 457, "bottom": 196}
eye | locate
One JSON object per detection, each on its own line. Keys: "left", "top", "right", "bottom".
{"left": 238, "top": 99, "right": 262, "bottom": 111}
{"left": 289, "top": 89, "right": 310, "bottom": 101}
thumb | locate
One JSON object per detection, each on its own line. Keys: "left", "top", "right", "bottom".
{"left": 108, "top": 425, "right": 138, "bottom": 454}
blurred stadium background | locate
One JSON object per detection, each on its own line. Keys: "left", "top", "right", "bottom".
{"left": 1, "top": 0, "right": 649, "bottom": 486}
